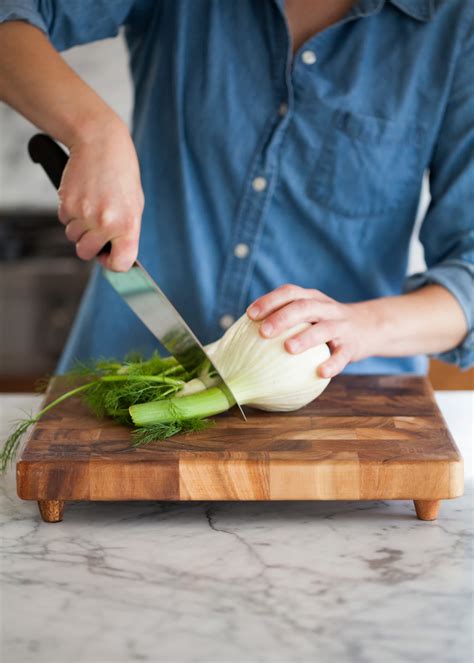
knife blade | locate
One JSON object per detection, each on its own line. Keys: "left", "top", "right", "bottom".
{"left": 28, "top": 133, "right": 246, "bottom": 419}
{"left": 102, "top": 261, "right": 245, "bottom": 418}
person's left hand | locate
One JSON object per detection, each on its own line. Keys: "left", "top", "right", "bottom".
{"left": 247, "top": 284, "right": 375, "bottom": 378}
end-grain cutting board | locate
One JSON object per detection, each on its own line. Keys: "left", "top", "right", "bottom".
{"left": 16, "top": 375, "right": 463, "bottom": 522}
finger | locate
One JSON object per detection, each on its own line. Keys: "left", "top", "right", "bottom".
{"left": 260, "top": 299, "right": 334, "bottom": 338}
{"left": 75, "top": 229, "right": 110, "bottom": 261}
{"left": 285, "top": 321, "right": 338, "bottom": 354}
{"left": 248, "top": 284, "right": 332, "bottom": 320}
{"left": 65, "top": 218, "right": 89, "bottom": 243}
{"left": 99, "top": 234, "right": 139, "bottom": 272}
{"left": 318, "top": 345, "right": 351, "bottom": 378}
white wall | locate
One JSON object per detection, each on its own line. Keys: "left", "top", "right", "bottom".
{"left": 410, "top": 176, "right": 429, "bottom": 274}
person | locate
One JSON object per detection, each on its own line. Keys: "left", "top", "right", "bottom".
{"left": 0, "top": 0, "right": 472, "bottom": 379}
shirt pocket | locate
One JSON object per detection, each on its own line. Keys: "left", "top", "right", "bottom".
{"left": 308, "top": 109, "right": 424, "bottom": 218}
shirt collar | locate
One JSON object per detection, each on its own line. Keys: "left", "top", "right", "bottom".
{"left": 275, "top": 0, "right": 434, "bottom": 22}
{"left": 387, "top": 0, "right": 434, "bottom": 21}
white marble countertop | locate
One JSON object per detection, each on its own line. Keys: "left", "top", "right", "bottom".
{"left": 1, "top": 392, "right": 472, "bottom": 663}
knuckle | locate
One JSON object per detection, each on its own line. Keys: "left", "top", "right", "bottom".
{"left": 310, "top": 288, "right": 327, "bottom": 300}
{"left": 311, "top": 288, "right": 332, "bottom": 301}
{"left": 80, "top": 198, "right": 93, "bottom": 217}
{"left": 97, "top": 207, "right": 115, "bottom": 229}
{"left": 279, "top": 283, "right": 297, "bottom": 295}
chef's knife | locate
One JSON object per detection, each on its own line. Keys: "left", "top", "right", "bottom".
{"left": 28, "top": 133, "right": 245, "bottom": 419}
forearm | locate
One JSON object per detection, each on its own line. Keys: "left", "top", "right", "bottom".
{"left": 353, "top": 284, "right": 468, "bottom": 359}
{"left": 0, "top": 21, "right": 143, "bottom": 272}
{"left": 0, "top": 21, "right": 121, "bottom": 146}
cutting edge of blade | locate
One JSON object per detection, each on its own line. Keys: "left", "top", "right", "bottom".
{"left": 197, "top": 352, "right": 247, "bottom": 422}
{"left": 107, "top": 260, "right": 247, "bottom": 421}
{"left": 212, "top": 374, "right": 247, "bottom": 422}
{"left": 236, "top": 402, "right": 247, "bottom": 421}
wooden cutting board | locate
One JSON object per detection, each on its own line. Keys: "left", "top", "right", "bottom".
{"left": 16, "top": 375, "right": 463, "bottom": 522}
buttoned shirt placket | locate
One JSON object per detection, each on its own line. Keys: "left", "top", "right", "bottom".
{"left": 213, "top": 1, "right": 374, "bottom": 333}
{"left": 214, "top": 9, "right": 294, "bottom": 332}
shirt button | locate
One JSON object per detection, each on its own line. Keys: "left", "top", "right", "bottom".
{"left": 278, "top": 102, "right": 288, "bottom": 116}
{"left": 234, "top": 243, "right": 250, "bottom": 259}
{"left": 301, "top": 50, "right": 317, "bottom": 65}
{"left": 252, "top": 176, "right": 267, "bottom": 192}
{"left": 219, "top": 314, "right": 235, "bottom": 330}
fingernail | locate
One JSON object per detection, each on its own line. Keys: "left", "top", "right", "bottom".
{"left": 287, "top": 339, "right": 300, "bottom": 353}
{"left": 261, "top": 321, "right": 273, "bottom": 337}
{"left": 247, "top": 305, "right": 260, "bottom": 319}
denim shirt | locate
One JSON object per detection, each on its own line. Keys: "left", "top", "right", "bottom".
{"left": 1, "top": 0, "right": 473, "bottom": 374}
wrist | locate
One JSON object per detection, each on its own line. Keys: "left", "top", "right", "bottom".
{"left": 61, "top": 109, "right": 126, "bottom": 150}
{"left": 349, "top": 299, "right": 390, "bottom": 360}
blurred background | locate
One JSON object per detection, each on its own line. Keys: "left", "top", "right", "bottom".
{"left": 0, "top": 34, "right": 472, "bottom": 391}
{"left": 0, "top": 36, "right": 131, "bottom": 391}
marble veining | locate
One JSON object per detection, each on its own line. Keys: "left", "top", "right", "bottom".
{"left": 1, "top": 394, "right": 472, "bottom": 663}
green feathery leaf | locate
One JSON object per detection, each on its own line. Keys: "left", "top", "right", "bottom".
{"left": 1, "top": 349, "right": 214, "bottom": 471}
{"left": 0, "top": 418, "right": 35, "bottom": 472}
{"left": 132, "top": 417, "right": 213, "bottom": 447}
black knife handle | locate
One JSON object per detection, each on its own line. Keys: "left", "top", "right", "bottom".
{"left": 28, "top": 133, "right": 68, "bottom": 190}
{"left": 27, "top": 133, "right": 111, "bottom": 256}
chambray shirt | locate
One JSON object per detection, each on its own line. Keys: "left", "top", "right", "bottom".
{"left": 2, "top": 0, "right": 473, "bottom": 374}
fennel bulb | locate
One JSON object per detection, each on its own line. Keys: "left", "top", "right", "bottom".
{"left": 130, "top": 314, "right": 330, "bottom": 426}
{"left": 208, "top": 313, "right": 330, "bottom": 411}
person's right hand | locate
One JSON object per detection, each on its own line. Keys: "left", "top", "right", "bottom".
{"left": 58, "top": 118, "right": 144, "bottom": 272}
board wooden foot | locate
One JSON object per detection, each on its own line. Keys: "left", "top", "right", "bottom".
{"left": 38, "top": 500, "right": 64, "bottom": 523}
{"left": 414, "top": 499, "right": 440, "bottom": 521}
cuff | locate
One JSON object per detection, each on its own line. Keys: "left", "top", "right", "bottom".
{"left": 404, "top": 259, "right": 474, "bottom": 369}
{"left": 0, "top": 3, "right": 47, "bottom": 34}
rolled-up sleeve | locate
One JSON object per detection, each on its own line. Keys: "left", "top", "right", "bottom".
{"left": 0, "top": 2, "right": 47, "bottom": 33}
{"left": 405, "top": 16, "right": 474, "bottom": 369}
{"left": 0, "top": 1, "right": 149, "bottom": 50}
